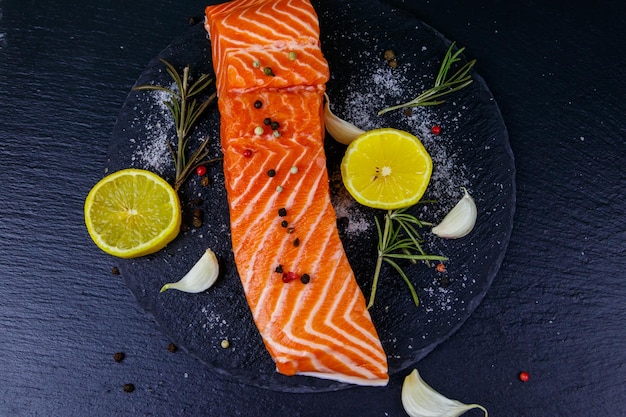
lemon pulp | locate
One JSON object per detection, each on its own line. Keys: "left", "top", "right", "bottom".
{"left": 84, "top": 168, "right": 181, "bottom": 258}
{"left": 341, "top": 128, "right": 432, "bottom": 210}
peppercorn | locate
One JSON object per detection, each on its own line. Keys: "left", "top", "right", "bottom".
{"left": 192, "top": 218, "right": 203, "bottom": 228}
{"left": 270, "top": 121, "right": 280, "bottom": 130}
{"left": 263, "top": 67, "right": 275, "bottom": 76}
{"left": 293, "top": 237, "right": 300, "bottom": 247}
{"left": 436, "top": 262, "right": 446, "bottom": 273}
{"left": 221, "top": 339, "right": 230, "bottom": 349}
{"left": 288, "top": 51, "right": 297, "bottom": 61}
{"left": 167, "top": 343, "right": 177, "bottom": 353}
{"left": 275, "top": 265, "right": 283, "bottom": 273}
{"left": 263, "top": 117, "right": 272, "bottom": 125}
{"left": 431, "top": 125, "right": 441, "bottom": 135}
{"left": 519, "top": 371, "right": 530, "bottom": 382}
{"left": 196, "top": 165, "right": 207, "bottom": 176}
{"left": 267, "top": 169, "right": 276, "bottom": 177}
{"left": 123, "top": 383, "right": 135, "bottom": 393}
{"left": 113, "top": 352, "right": 125, "bottom": 362}
{"left": 383, "top": 49, "right": 396, "bottom": 61}
{"left": 254, "top": 126, "right": 264, "bottom": 135}
{"left": 243, "top": 149, "right": 253, "bottom": 158}
{"left": 281, "top": 220, "right": 288, "bottom": 228}
{"left": 282, "top": 271, "right": 298, "bottom": 283}
{"left": 111, "top": 266, "right": 120, "bottom": 275}
{"left": 193, "top": 208, "right": 203, "bottom": 219}
{"left": 300, "top": 274, "right": 310, "bottom": 284}
{"left": 201, "top": 176, "right": 210, "bottom": 187}
{"left": 272, "top": 130, "right": 281, "bottom": 138}
{"left": 278, "top": 208, "right": 287, "bottom": 217}
{"left": 254, "top": 100, "right": 262, "bottom": 109}
{"left": 276, "top": 185, "right": 283, "bottom": 193}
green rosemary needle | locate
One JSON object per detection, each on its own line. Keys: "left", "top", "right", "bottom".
{"left": 369, "top": 208, "right": 447, "bottom": 309}
{"left": 133, "top": 59, "right": 217, "bottom": 191}
{"left": 378, "top": 42, "right": 476, "bottom": 116}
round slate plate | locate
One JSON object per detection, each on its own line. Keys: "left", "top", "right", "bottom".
{"left": 106, "top": 0, "right": 514, "bottom": 393}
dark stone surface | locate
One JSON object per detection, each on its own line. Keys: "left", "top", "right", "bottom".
{"left": 1, "top": 0, "right": 624, "bottom": 415}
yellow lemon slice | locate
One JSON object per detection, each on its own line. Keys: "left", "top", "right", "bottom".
{"left": 84, "top": 168, "right": 181, "bottom": 258}
{"left": 341, "top": 128, "right": 432, "bottom": 210}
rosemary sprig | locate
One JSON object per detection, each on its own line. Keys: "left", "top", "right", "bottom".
{"left": 378, "top": 42, "right": 476, "bottom": 116}
{"left": 368, "top": 208, "right": 448, "bottom": 309}
{"left": 133, "top": 59, "right": 217, "bottom": 191}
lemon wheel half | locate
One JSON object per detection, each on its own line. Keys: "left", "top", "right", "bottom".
{"left": 84, "top": 168, "right": 181, "bottom": 258}
{"left": 341, "top": 128, "right": 432, "bottom": 210}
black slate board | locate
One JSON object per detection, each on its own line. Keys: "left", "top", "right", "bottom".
{"left": 106, "top": 0, "right": 514, "bottom": 393}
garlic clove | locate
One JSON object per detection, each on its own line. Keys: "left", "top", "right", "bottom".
{"left": 402, "top": 369, "right": 488, "bottom": 417}
{"left": 160, "top": 248, "right": 219, "bottom": 293}
{"left": 323, "top": 93, "right": 365, "bottom": 145}
{"left": 432, "top": 187, "right": 477, "bottom": 239}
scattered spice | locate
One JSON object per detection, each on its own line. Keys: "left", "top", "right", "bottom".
{"left": 201, "top": 176, "right": 210, "bottom": 187}
{"left": 263, "top": 117, "right": 272, "bottom": 125}
{"left": 123, "top": 383, "right": 135, "bottom": 393}
{"left": 243, "top": 149, "right": 253, "bottom": 158}
{"left": 263, "top": 67, "right": 275, "bottom": 76}
{"left": 278, "top": 208, "right": 287, "bottom": 217}
{"left": 290, "top": 166, "right": 299, "bottom": 174}
{"left": 113, "top": 352, "right": 125, "bottom": 363}
{"left": 167, "top": 343, "right": 178, "bottom": 353}
{"left": 192, "top": 217, "right": 203, "bottom": 228}
{"left": 272, "top": 130, "right": 281, "bottom": 138}
{"left": 267, "top": 169, "right": 276, "bottom": 177}
{"left": 436, "top": 262, "right": 446, "bottom": 273}
{"left": 276, "top": 185, "right": 284, "bottom": 192}
{"left": 281, "top": 220, "right": 289, "bottom": 228}
{"left": 275, "top": 265, "right": 283, "bottom": 273}
{"left": 300, "top": 274, "right": 310, "bottom": 284}
{"left": 293, "top": 237, "right": 300, "bottom": 247}
{"left": 383, "top": 49, "right": 396, "bottom": 61}
{"left": 431, "top": 125, "right": 441, "bottom": 135}
{"left": 192, "top": 197, "right": 203, "bottom": 206}
{"left": 196, "top": 165, "right": 207, "bottom": 176}
{"left": 221, "top": 339, "right": 230, "bottom": 349}
{"left": 252, "top": 60, "right": 261, "bottom": 68}
{"left": 288, "top": 51, "right": 297, "bottom": 61}
{"left": 193, "top": 208, "right": 203, "bottom": 219}
{"left": 519, "top": 371, "right": 530, "bottom": 382}
{"left": 254, "top": 100, "right": 262, "bottom": 109}
{"left": 282, "top": 271, "right": 298, "bottom": 283}
{"left": 111, "top": 266, "right": 120, "bottom": 275}
{"left": 287, "top": 227, "right": 295, "bottom": 234}
{"left": 254, "top": 126, "right": 264, "bottom": 135}
{"left": 270, "top": 121, "right": 280, "bottom": 130}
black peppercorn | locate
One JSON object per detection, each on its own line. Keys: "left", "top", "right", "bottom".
{"left": 113, "top": 352, "right": 125, "bottom": 362}
{"left": 300, "top": 274, "right": 310, "bottom": 284}
{"left": 270, "top": 121, "right": 280, "bottom": 130}
{"left": 167, "top": 343, "right": 178, "bottom": 353}
{"left": 281, "top": 220, "right": 288, "bottom": 228}
{"left": 275, "top": 265, "right": 283, "bottom": 273}
{"left": 293, "top": 237, "right": 300, "bottom": 247}
{"left": 278, "top": 208, "right": 287, "bottom": 217}
{"left": 263, "top": 117, "right": 272, "bottom": 125}
{"left": 123, "top": 383, "right": 135, "bottom": 393}
{"left": 267, "top": 169, "right": 276, "bottom": 177}
{"left": 254, "top": 100, "right": 262, "bottom": 109}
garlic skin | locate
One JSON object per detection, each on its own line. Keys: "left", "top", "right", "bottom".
{"left": 160, "top": 249, "right": 219, "bottom": 293}
{"left": 432, "top": 187, "right": 477, "bottom": 239}
{"left": 323, "top": 93, "right": 365, "bottom": 145}
{"left": 402, "top": 369, "right": 488, "bottom": 417}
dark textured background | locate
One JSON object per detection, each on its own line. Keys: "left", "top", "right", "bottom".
{"left": 1, "top": 0, "right": 624, "bottom": 416}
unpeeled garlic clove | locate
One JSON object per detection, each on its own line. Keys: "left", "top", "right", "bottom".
{"left": 160, "top": 248, "right": 219, "bottom": 293}
{"left": 402, "top": 369, "right": 488, "bottom": 417}
{"left": 323, "top": 93, "right": 365, "bottom": 145}
{"left": 432, "top": 187, "right": 477, "bottom": 239}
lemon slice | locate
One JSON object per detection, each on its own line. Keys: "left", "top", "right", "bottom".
{"left": 84, "top": 168, "right": 181, "bottom": 258}
{"left": 341, "top": 128, "right": 432, "bottom": 209}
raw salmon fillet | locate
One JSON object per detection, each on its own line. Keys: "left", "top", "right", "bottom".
{"left": 205, "top": 0, "right": 389, "bottom": 386}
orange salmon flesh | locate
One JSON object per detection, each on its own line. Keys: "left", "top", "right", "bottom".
{"left": 205, "top": 0, "right": 389, "bottom": 386}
